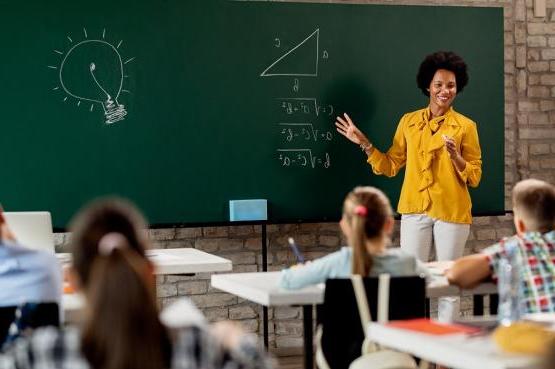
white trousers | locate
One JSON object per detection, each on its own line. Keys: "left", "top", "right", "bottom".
{"left": 400, "top": 214, "right": 469, "bottom": 262}
{"left": 400, "top": 214, "right": 470, "bottom": 322}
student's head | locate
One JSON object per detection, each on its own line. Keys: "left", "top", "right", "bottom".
{"left": 70, "top": 198, "right": 149, "bottom": 288}
{"left": 340, "top": 186, "right": 394, "bottom": 276}
{"left": 69, "top": 198, "right": 170, "bottom": 369}
{"left": 512, "top": 179, "right": 555, "bottom": 234}
{"left": 417, "top": 51, "right": 468, "bottom": 110}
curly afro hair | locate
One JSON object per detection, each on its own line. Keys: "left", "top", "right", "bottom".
{"left": 416, "top": 51, "right": 468, "bottom": 97}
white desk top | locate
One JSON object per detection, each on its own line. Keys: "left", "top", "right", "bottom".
{"left": 367, "top": 322, "right": 541, "bottom": 369}
{"left": 211, "top": 272, "right": 324, "bottom": 306}
{"left": 60, "top": 248, "right": 231, "bottom": 323}
{"left": 57, "top": 247, "right": 232, "bottom": 275}
{"left": 146, "top": 248, "right": 232, "bottom": 274}
{"left": 210, "top": 269, "right": 497, "bottom": 307}
{"left": 425, "top": 261, "right": 497, "bottom": 298}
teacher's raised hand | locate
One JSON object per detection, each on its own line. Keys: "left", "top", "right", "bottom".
{"left": 335, "top": 113, "right": 371, "bottom": 146}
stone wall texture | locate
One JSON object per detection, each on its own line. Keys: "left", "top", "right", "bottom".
{"left": 55, "top": 0, "right": 555, "bottom": 353}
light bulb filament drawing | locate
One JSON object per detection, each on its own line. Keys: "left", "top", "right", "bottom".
{"left": 89, "top": 62, "right": 127, "bottom": 124}
{"left": 50, "top": 29, "right": 134, "bottom": 126}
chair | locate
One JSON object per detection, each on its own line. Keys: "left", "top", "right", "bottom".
{"left": 316, "top": 276, "right": 426, "bottom": 369}
{"left": 0, "top": 302, "right": 60, "bottom": 347}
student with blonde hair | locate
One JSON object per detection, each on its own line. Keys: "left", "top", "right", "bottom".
{"left": 447, "top": 179, "right": 555, "bottom": 313}
{"left": 0, "top": 198, "right": 272, "bottom": 369}
{"left": 280, "top": 186, "right": 427, "bottom": 289}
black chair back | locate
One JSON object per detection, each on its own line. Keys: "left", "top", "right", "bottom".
{"left": 0, "top": 302, "right": 60, "bottom": 347}
{"left": 318, "top": 276, "right": 426, "bottom": 369}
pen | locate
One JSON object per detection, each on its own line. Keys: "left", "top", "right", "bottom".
{"left": 287, "top": 237, "right": 305, "bottom": 263}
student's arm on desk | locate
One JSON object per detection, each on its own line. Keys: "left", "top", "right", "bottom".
{"left": 445, "top": 254, "right": 491, "bottom": 289}
{"left": 279, "top": 248, "right": 348, "bottom": 290}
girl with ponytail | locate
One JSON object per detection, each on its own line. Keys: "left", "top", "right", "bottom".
{"left": 280, "top": 186, "right": 428, "bottom": 290}
{"left": 1, "top": 198, "right": 273, "bottom": 369}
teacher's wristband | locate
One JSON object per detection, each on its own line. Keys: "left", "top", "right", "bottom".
{"left": 360, "top": 142, "right": 373, "bottom": 154}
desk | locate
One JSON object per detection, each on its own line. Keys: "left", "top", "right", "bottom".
{"left": 60, "top": 248, "right": 232, "bottom": 322}
{"left": 367, "top": 322, "right": 541, "bottom": 369}
{"left": 57, "top": 247, "right": 232, "bottom": 275}
{"left": 212, "top": 272, "right": 322, "bottom": 369}
{"left": 210, "top": 271, "right": 497, "bottom": 369}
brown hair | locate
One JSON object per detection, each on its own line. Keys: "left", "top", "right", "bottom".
{"left": 70, "top": 198, "right": 148, "bottom": 287}
{"left": 342, "top": 186, "right": 393, "bottom": 276}
{"left": 512, "top": 179, "right": 555, "bottom": 233}
{"left": 70, "top": 198, "right": 171, "bottom": 369}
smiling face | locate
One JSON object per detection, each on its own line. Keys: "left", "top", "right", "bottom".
{"left": 428, "top": 69, "right": 457, "bottom": 113}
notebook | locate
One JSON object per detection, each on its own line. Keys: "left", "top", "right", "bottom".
{"left": 3, "top": 212, "right": 55, "bottom": 253}
{"left": 387, "top": 318, "right": 482, "bottom": 335}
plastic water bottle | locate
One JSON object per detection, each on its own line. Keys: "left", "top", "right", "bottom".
{"left": 497, "top": 243, "right": 523, "bottom": 326}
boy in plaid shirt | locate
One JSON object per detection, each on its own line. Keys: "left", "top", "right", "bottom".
{"left": 446, "top": 179, "right": 555, "bottom": 313}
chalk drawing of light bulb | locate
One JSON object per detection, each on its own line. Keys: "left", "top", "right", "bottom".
{"left": 50, "top": 29, "right": 134, "bottom": 125}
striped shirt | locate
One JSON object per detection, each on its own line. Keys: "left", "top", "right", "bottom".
{"left": 483, "top": 230, "right": 555, "bottom": 313}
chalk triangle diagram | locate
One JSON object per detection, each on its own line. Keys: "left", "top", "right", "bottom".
{"left": 260, "top": 29, "right": 319, "bottom": 77}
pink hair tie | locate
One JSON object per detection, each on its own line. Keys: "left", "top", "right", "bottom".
{"left": 98, "top": 232, "right": 128, "bottom": 256}
{"left": 354, "top": 205, "right": 368, "bottom": 217}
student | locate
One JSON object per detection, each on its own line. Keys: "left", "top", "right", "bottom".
{"left": 280, "top": 186, "right": 428, "bottom": 290}
{"left": 0, "top": 198, "right": 273, "bottom": 369}
{"left": 447, "top": 179, "right": 555, "bottom": 313}
{"left": 0, "top": 205, "right": 61, "bottom": 308}
{"left": 0, "top": 205, "right": 62, "bottom": 344}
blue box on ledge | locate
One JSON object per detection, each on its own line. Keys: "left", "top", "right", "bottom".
{"left": 229, "top": 199, "right": 268, "bottom": 222}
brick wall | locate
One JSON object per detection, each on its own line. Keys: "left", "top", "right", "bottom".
{"left": 55, "top": 0, "right": 555, "bottom": 352}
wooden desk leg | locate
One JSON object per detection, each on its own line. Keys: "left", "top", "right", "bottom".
{"left": 263, "top": 306, "right": 269, "bottom": 349}
{"left": 303, "top": 305, "right": 313, "bottom": 369}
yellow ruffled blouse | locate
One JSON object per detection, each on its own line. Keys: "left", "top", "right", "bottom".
{"left": 367, "top": 107, "right": 482, "bottom": 224}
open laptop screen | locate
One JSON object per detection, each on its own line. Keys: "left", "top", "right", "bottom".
{"left": 3, "top": 212, "right": 55, "bottom": 253}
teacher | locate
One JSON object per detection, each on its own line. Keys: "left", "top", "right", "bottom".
{"left": 335, "top": 51, "right": 482, "bottom": 267}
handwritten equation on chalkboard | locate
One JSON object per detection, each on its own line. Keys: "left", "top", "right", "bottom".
{"left": 279, "top": 123, "right": 333, "bottom": 143}
{"left": 277, "top": 149, "right": 331, "bottom": 169}
{"left": 259, "top": 28, "right": 334, "bottom": 169}
{"left": 278, "top": 97, "right": 334, "bottom": 117}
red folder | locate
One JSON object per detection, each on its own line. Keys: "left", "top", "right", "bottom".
{"left": 387, "top": 318, "right": 482, "bottom": 335}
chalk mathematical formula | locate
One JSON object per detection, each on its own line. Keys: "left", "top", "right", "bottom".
{"left": 277, "top": 149, "right": 331, "bottom": 169}
{"left": 260, "top": 28, "right": 334, "bottom": 170}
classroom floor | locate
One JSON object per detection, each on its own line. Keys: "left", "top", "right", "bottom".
{"left": 276, "top": 355, "right": 303, "bottom": 369}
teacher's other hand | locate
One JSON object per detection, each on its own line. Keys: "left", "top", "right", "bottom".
{"left": 335, "top": 113, "right": 370, "bottom": 146}
{"left": 442, "top": 135, "right": 466, "bottom": 172}
{"left": 442, "top": 135, "right": 460, "bottom": 159}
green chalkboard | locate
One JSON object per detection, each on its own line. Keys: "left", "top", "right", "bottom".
{"left": 0, "top": 0, "right": 504, "bottom": 227}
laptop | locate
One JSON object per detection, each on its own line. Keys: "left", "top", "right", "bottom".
{"left": 3, "top": 212, "right": 55, "bottom": 253}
